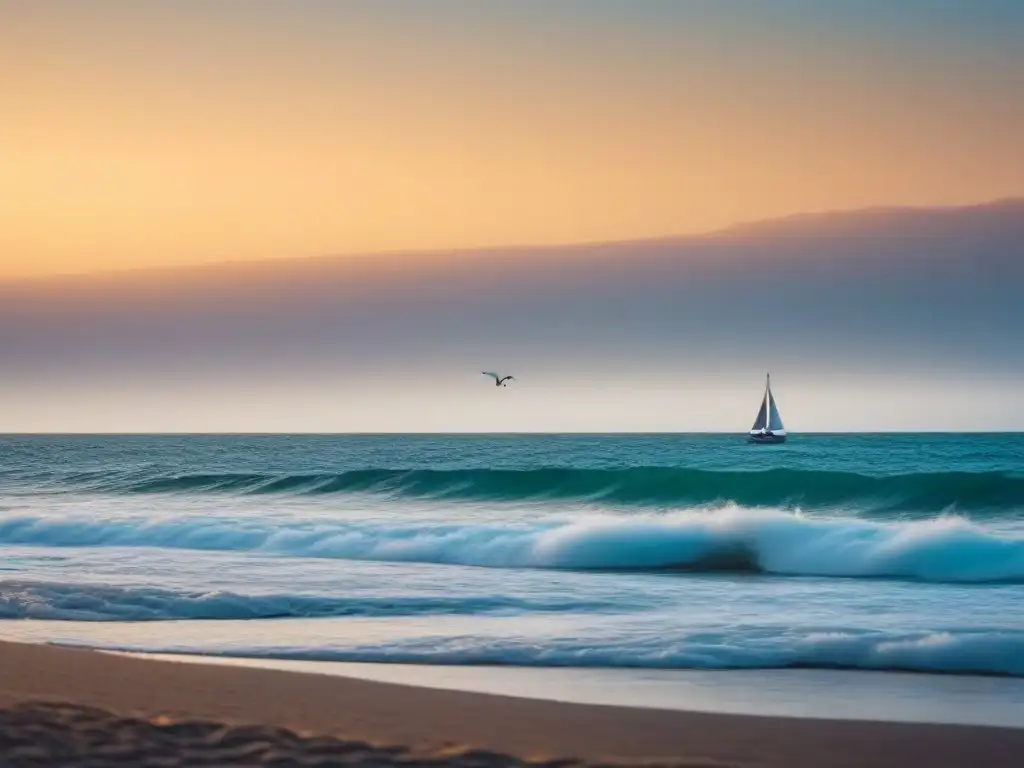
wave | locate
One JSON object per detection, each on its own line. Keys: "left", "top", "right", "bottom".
{"left": 3, "top": 506, "right": 1023, "bottom": 583}
{"left": 8, "top": 466, "right": 1024, "bottom": 513}
{"left": 66, "top": 628, "right": 1024, "bottom": 677}
{"left": 0, "top": 580, "right": 614, "bottom": 622}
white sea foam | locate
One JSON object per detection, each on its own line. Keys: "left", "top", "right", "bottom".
{"left": 2, "top": 506, "right": 1022, "bottom": 583}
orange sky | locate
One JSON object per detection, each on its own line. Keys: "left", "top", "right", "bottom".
{"left": 2, "top": 2, "right": 1022, "bottom": 278}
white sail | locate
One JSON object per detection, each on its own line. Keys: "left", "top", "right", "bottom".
{"left": 749, "top": 374, "right": 787, "bottom": 438}
{"left": 768, "top": 390, "right": 784, "bottom": 431}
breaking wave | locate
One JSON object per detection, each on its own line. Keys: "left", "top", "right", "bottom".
{"left": 2, "top": 506, "right": 1023, "bottom": 583}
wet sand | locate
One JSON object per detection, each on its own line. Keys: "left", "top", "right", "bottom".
{"left": 1, "top": 640, "right": 1022, "bottom": 767}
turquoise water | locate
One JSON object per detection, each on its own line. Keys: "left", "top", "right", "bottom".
{"left": 1, "top": 434, "right": 1023, "bottom": 676}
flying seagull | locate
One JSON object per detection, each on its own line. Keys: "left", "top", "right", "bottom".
{"left": 482, "top": 372, "right": 515, "bottom": 387}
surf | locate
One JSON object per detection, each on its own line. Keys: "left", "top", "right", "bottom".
{"left": 0, "top": 580, "right": 621, "bottom": 622}
{"left": 56, "top": 627, "right": 1024, "bottom": 678}
{"left": 3, "top": 506, "right": 1023, "bottom": 583}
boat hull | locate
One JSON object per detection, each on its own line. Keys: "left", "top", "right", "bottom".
{"left": 747, "top": 432, "right": 787, "bottom": 444}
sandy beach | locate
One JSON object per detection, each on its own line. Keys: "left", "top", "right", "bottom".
{"left": 0, "top": 641, "right": 1021, "bottom": 767}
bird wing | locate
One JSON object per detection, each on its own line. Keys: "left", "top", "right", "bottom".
{"left": 482, "top": 372, "right": 500, "bottom": 381}
{"left": 503, "top": 376, "right": 515, "bottom": 382}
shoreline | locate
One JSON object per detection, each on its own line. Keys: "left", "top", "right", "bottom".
{"left": 124, "top": 651, "right": 1024, "bottom": 729}
{"left": 2, "top": 641, "right": 1024, "bottom": 766}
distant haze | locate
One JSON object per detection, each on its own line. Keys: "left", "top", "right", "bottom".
{"left": 2, "top": 201, "right": 1022, "bottom": 432}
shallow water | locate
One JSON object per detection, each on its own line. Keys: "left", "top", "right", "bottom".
{"left": 125, "top": 655, "right": 1024, "bottom": 728}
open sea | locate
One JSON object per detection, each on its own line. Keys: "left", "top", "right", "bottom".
{"left": 2, "top": 433, "right": 1024, "bottom": 713}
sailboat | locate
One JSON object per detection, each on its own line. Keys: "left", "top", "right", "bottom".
{"left": 748, "top": 373, "right": 787, "bottom": 444}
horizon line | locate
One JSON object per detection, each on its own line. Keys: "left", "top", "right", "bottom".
{"left": 2, "top": 430, "right": 1021, "bottom": 437}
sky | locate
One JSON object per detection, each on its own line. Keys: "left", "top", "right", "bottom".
{"left": 1, "top": 199, "right": 1022, "bottom": 432}
{"left": 1, "top": 1, "right": 1022, "bottom": 432}
{"left": 2, "top": 0, "right": 1022, "bottom": 277}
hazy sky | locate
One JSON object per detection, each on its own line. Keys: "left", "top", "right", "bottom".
{"left": 1, "top": 200, "right": 1021, "bottom": 432}
{"left": 3, "top": 0, "right": 1023, "bottom": 277}
{"left": 1, "top": 2, "right": 1022, "bottom": 432}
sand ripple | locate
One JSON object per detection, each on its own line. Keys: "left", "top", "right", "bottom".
{"left": 0, "top": 702, "right": 710, "bottom": 768}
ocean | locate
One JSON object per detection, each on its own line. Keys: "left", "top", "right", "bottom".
{"left": 2, "top": 433, "right": 1023, "bottom": 684}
